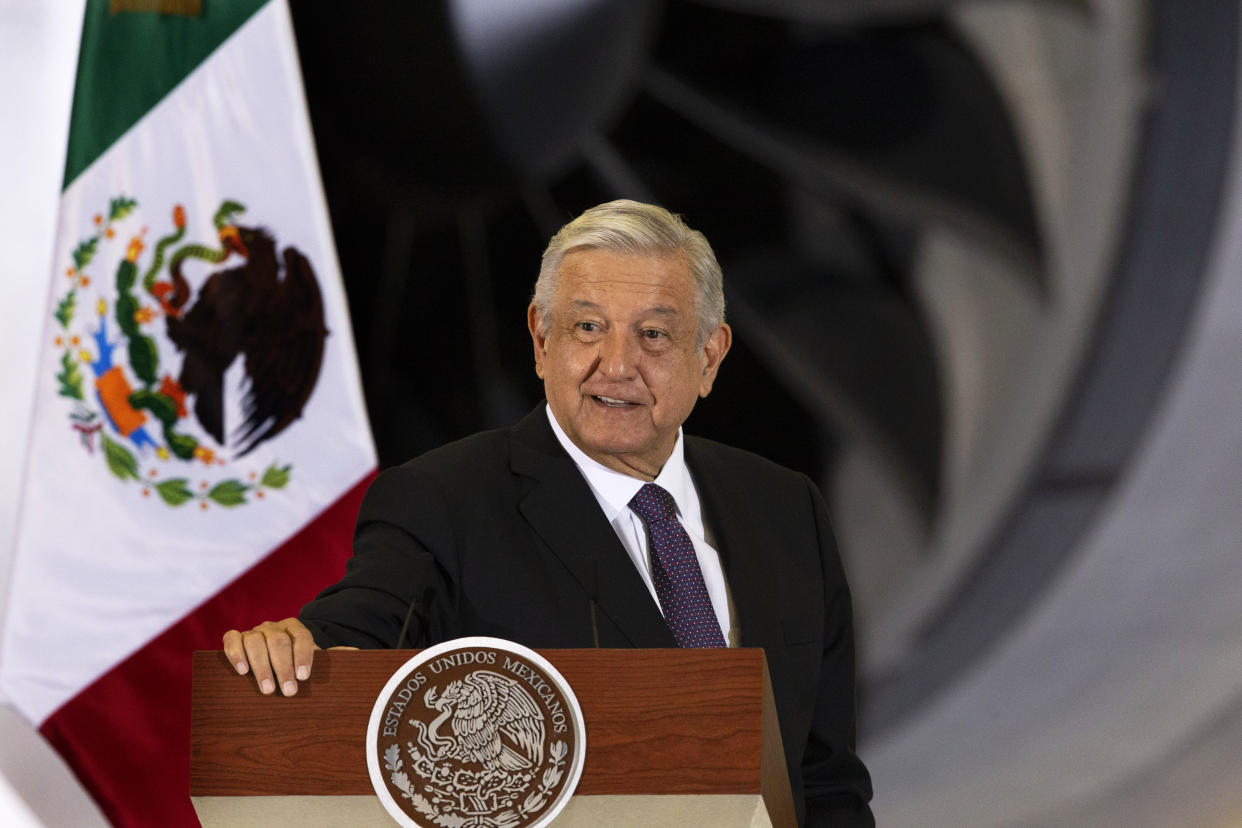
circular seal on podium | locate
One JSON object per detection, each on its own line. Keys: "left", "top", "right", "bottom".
{"left": 367, "top": 637, "right": 587, "bottom": 828}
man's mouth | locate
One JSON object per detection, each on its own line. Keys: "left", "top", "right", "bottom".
{"left": 591, "top": 395, "right": 636, "bottom": 408}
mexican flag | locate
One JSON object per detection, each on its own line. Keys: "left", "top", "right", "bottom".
{"left": 0, "top": 1, "right": 375, "bottom": 825}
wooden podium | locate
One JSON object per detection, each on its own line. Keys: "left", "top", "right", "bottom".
{"left": 191, "top": 648, "right": 796, "bottom": 827}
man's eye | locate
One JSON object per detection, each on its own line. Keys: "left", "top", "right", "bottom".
{"left": 642, "top": 329, "right": 666, "bottom": 339}
{"left": 576, "top": 322, "right": 598, "bottom": 332}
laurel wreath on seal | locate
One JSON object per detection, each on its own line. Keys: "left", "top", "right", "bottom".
{"left": 383, "top": 740, "right": 568, "bottom": 828}
{"left": 52, "top": 195, "right": 293, "bottom": 509}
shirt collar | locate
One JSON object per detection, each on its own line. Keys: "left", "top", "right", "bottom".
{"left": 544, "top": 404, "right": 693, "bottom": 522}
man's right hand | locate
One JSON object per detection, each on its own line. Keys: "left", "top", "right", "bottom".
{"left": 222, "top": 617, "right": 318, "bottom": 697}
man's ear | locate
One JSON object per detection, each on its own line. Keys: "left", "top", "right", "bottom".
{"left": 698, "top": 323, "right": 732, "bottom": 398}
{"left": 528, "top": 303, "right": 548, "bottom": 379}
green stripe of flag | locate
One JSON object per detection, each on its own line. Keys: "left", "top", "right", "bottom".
{"left": 64, "top": 0, "right": 267, "bottom": 189}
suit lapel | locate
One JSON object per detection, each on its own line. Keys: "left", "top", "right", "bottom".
{"left": 509, "top": 408, "right": 676, "bottom": 648}
{"left": 685, "top": 439, "right": 784, "bottom": 652}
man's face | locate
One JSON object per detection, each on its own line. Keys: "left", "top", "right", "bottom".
{"left": 528, "top": 248, "right": 731, "bottom": 480}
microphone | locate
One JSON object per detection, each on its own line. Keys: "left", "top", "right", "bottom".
{"left": 585, "top": 560, "right": 601, "bottom": 648}
{"left": 395, "top": 585, "right": 433, "bottom": 650}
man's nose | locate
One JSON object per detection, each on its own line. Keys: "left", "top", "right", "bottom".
{"left": 596, "top": 331, "right": 638, "bottom": 380}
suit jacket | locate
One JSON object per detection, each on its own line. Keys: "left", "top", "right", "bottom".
{"left": 301, "top": 406, "right": 873, "bottom": 826}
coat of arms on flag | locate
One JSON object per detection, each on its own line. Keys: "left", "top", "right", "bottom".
{"left": 52, "top": 194, "right": 328, "bottom": 509}
{"left": 0, "top": 1, "right": 377, "bottom": 825}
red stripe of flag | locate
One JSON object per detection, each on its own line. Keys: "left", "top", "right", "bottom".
{"left": 40, "top": 471, "right": 374, "bottom": 827}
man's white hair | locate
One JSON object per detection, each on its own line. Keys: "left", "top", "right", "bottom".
{"left": 532, "top": 199, "right": 725, "bottom": 349}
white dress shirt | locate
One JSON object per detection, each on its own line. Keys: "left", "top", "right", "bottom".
{"left": 545, "top": 405, "right": 739, "bottom": 646}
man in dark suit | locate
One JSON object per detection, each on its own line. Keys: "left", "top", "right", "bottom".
{"left": 224, "top": 199, "right": 873, "bottom": 826}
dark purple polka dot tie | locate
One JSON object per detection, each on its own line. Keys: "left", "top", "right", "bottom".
{"left": 628, "top": 483, "right": 726, "bottom": 648}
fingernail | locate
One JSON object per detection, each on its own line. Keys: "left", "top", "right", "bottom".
{"left": 235, "top": 662, "right": 249, "bottom": 675}
{"left": 260, "top": 679, "right": 274, "bottom": 695}
{"left": 296, "top": 665, "right": 309, "bottom": 680}
{"left": 282, "top": 680, "right": 297, "bottom": 696}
